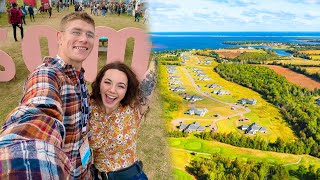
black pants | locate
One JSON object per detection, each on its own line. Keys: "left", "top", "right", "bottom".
{"left": 29, "top": 13, "right": 35, "bottom": 21}
{"left": 12, "top": 24, "right": 24, "bottom": 41}
{"left": 22, "top": 16, "right": 26, "bottom": 25}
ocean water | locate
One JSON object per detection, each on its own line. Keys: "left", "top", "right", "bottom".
{"left": 150, "top": 32, "right": 320, "bottom": 55}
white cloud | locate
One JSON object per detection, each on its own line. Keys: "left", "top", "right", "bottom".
{"left": 149, "top": 0, "right": 320, "bottom": 32}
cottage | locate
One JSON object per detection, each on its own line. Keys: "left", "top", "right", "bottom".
{"left": 196, "top": 73, "right": 208, "bottom": 77}
{"left": 169, "top": 80, "right": 183, "bottom": 85}
{"left": 204, "top": 58, "right": 213, "bottom": 65}
{"left": 212, "top": 89, "right": 230, "bottom": 95}
{"left": 199, "top": 77, "right": 212, "bottom": 81}
{"left": 240, "top": 124, "right": 249, "bottom": 130}
{"left": 184, "top": 107, "right": 208, "bottom": 116}
{"left": 169, "top": 75, "right": 180, "bottom": 80}
{"left": 184, "top": 94, "right": 204, "bottom": 102}
{"left": 206, "top": 83, "right": 221, "bottom": 89}
{"left": 179, "top": 122, "right": 205, "bottom": 133}
{"left": 244, "top": 122, "right": 266, "bottom": 134}
{"left": 170, "top": 86, "right": 186, "bottom": 92}
{"left": 239, "top": 98, "right": 257, "bottom": 105}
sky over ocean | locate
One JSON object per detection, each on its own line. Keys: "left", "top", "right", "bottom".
{"left": 148, "top": 0, "right": 320, "bottom": 32}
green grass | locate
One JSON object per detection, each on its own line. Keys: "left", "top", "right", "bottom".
{"left": 172, "top": 168, "right": 194, "bottom": 180}
{"left": 169, "top": 137, "right": 320, "bottom": 170}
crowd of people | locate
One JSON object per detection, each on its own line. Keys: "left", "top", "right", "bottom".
{"left": 1, "top": 9, "right": 154, "bottom": 179}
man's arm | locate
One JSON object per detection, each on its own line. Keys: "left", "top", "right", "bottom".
{"left": 0, "top": 67, "right": 71, "bottom": 179}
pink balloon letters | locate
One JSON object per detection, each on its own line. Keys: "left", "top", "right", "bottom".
{"left": 0, "top": 26, "right": 151, "bottom": 82}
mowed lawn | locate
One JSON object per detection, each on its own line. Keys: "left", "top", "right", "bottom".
{"left": 0, "top": 8, "right": 172, "bottom": 179}
{"left": 169, "top": 137, "right": 320, "bottom": 171}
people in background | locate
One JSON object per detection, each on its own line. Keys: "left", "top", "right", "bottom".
{"left": 10, "top": 3, "right": 23, "bottom": 42}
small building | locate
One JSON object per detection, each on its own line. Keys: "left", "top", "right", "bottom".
{"left": 184, "top": 94, "right": 204, "bottom": 102}
{"left": 169, "top": 75, "right": 180, "bottom": 80}
{"left": 204, "top": 58, "right": 213, "bottom": 65}
{"left": 179, "top": 122, "right": 205, "bottom": 133}
{"left": 244, "top": 122, "right": 266, "bottom": 134}
{"left": 184, "top": 107, "right": 208, "bottom": 116}
{"left": 239, "top": 98, "right": 257, "bottom": 105}
{"left": 212, "top": 89, "right": 230, "bottom": 95}
{"left": 170, "top": 86, "right": 186, "bottom": 92}
{"left": 206, "top": 83, "right": 221, "bottom": 89}
{"left": 240, "top": 124, "right": 249, "bottom": 130}
{"left": 169, "top": 80, "right": 183, "bottom": 85}
{"left": 196, "top": 73, "right": 208, "bottom": 77}
{"left": 199, "top": 77, "right": 212, "bottom": 81}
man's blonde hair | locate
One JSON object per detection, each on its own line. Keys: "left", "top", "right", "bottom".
{"left": 59, "top": 12, "right": 95, "bottom": 31}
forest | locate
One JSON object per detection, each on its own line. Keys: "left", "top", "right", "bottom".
{"left": 187, "top": 154, "right": 320, "bottom": 180}
{"left": 215, "top": 64, "right": 320, "bottom": 158}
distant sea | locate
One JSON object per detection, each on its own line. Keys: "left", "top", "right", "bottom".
{"left": 150, "top": 32, "right": 320, "bottom": 56}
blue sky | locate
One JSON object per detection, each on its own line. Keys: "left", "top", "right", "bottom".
{"left": 148, "top": 0, "right": 320, "bottom": 32}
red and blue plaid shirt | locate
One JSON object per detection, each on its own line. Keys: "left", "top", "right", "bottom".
{"left": 0, "top": 57, "right": 92, "bottom": 179}
{"left": 10, "top": 7, "right": 22, "bottom": 25}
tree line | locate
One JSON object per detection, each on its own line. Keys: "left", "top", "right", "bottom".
{"left": 187, "top": 153, "right": 320, "bottom": 180}
{"left": 196, "top": 132, "right": 318, "bottom": 156}
{"left": 215, "top": 64, "right": 320, "bottom": 158}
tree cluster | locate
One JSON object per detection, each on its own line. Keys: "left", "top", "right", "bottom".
{"left": 215, "top": 64, "right": 320, "bottom": 158}
{"left": 187, "top": 154, "right": 291, "bottom": 180}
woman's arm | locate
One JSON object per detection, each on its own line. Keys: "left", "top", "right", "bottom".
{"left": 139, "top": 59, "right": 157, "bottom": 117}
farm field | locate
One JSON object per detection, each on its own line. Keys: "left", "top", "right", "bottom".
{"left": 304, "top": 67, "right": 320, "bottom": 74}
{"left": 267, "top": 59, "right": 320, "bottom": 65}
{"left": 262, "top": 65, "right": 320, "bottom": 90}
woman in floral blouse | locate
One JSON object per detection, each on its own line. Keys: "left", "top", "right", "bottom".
{"left": 89, "top": 61, "right": 155, "bottom": 180}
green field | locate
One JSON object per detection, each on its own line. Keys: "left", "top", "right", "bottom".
{"left": 169, "top": 137, "right": 320, "bottom": 171}
{"left": 304, "top": 67, "right": 320, "bottom": 74}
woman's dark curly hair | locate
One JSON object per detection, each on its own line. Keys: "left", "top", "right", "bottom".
{"left": 90, "top": 61, "right": 140, "bottom": 107}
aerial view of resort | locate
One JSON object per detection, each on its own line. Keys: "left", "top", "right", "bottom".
{"left": 1, "top": 0, "right": 320, "bottom": 179}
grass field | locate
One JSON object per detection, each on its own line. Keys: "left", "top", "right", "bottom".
{"left": 267, "top": 59, "right": 320, "bottom": 65}
{"left": 304, "top": 67, "right": 320, "bottom": 74}
{"left": 169, "top": 137, "right": 320, "bottom": 171}
{"left": 0, "top": 8, "right": 172, "bottom": 179}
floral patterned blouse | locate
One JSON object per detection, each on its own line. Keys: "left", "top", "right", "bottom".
{"left": 89, "top": 100, "right": 141, "bottom": 173}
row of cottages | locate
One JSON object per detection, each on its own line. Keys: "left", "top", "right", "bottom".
{"left": 212, "top": 89, "right": 230, "bottom": 95}
{"left": 206, "top": 83, "right": 222, "bottom": 89}
{"left": 167, "top": 65, "right": 177, "bottom": 74}
{"left": 170, "top": 86, "right": 186, "bottom": 92}
{"left": 179, "top": 122, "right": 205, "bottom": 133}
{"left": 184, "top": 107, "right": 208, "bottom": 116}
{"left": 203, "top": 58, "right": 213, "bottom": 65}
{"left": 240, "top": 122, "right": 267, "bottom": 134}
{"left": 184, "top": 94, "right": 204, "bottom": 102}
{"left": 239, "top": 98, "right": 257, "bottom": 105}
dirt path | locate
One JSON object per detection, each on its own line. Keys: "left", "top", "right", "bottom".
{"left": 283, "top": 156, "right": 302, "bottom": 166}
{"left": 262, "top": 65, "right": 320, "bottom": 90}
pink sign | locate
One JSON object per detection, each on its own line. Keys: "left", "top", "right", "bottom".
{"left": 0, "top": 26, "right": 151, "bottom": 82}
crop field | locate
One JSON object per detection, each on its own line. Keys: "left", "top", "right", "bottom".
{"left": 263, "top": 65, "right": 320, "bottom": 90}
